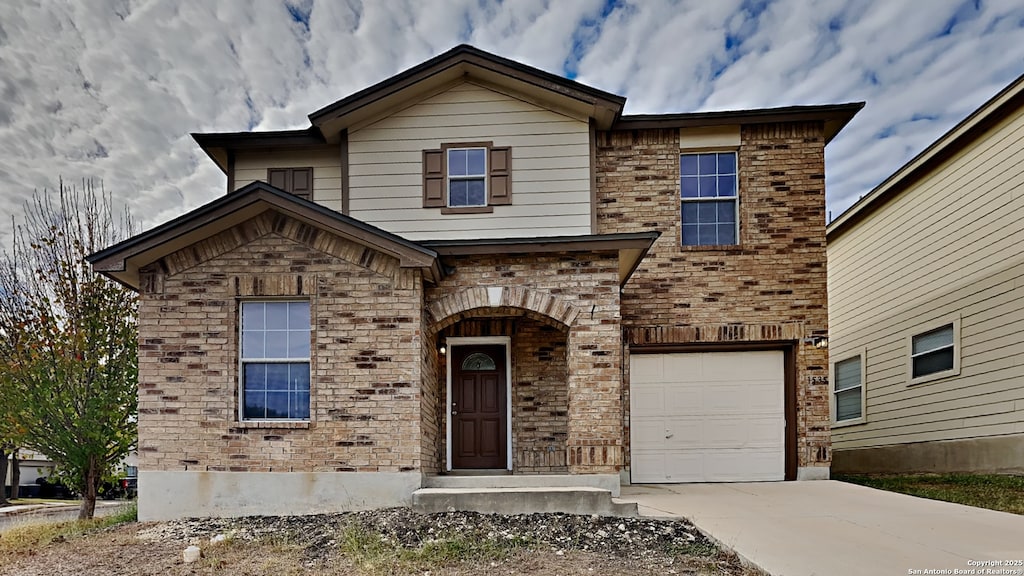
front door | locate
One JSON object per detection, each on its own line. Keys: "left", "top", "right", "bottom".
{"left": 451, "top": 344, "right": 507, "bottom": 469}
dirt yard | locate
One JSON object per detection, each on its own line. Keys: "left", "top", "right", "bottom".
{"left": 0, "top": 508, "right": 762, "bottom": 575}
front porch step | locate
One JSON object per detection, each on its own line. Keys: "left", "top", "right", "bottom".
{"left": 423, "top": 473, "right": 621, "bottom": 497}
{"left": 412, "top": 487, "right": 638, "bottom": 517}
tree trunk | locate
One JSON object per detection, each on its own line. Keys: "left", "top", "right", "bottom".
{"left": 10, "top": 450, "right": 20, "bottom": 500}
{"left": 79, "top": 456, "right": 99, "bottom": 520}
{"left": 0, "top": 446, "right": 9, "bottom": 506}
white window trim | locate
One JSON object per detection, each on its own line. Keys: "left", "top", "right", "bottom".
{"left": 446, "top": 147, "right": 488, "bottom": 208}
{"left": 237, "top": 299, "right": 312, "bottom": 422}
{"left": 830, "top": 347, "right": 866, "bottom": 428}
{"left": 905, "top": 315, "right": 961, "bottom": 386}
{"left": 444, "top": 336, "right": 513, "bottom": 472}
{"left": 679, "top": 149, "right": 740, "bottom": 247}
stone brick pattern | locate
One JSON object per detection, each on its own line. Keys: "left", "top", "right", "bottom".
{"left": 425, "top": 253, "right": 623, "bottom": 473}
{"left": 136, "top": 212, "right": 425, "bottom": 474}
{"left": 595, "top": 123, "right": 832, "bottom": 470}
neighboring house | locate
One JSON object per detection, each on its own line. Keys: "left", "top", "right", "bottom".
{"left": 89, "top": 45, "right": 861, "bottom": 520}
{"left": 827, "top": 73, "right": 1024, "bottom": 474}
{"left": 4, "top": 450, "right": 55, "bottom": 494}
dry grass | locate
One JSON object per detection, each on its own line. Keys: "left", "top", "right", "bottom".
{"left": 0, "top": 509, "right": 762, "bottom": 576}
{"left": 0, "top": 502, "right": 137, "bottom": 556}
{"left": 835, "top": 474, "right": 1024, "bottom": 514}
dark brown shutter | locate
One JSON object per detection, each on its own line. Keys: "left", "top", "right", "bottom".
{"left": 291, "top": 168, "right": 312, "bottom": 200}
{"left": 268, "top": 168, "right": 288, "bottom": 191}
{"left": 488, "top": 147, "right": 511, "bottom": 205}
{"left": 423, "top": 149, "right": 445, "bottom": 208}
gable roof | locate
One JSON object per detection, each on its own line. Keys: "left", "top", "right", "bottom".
{"left": 192, "top": 44, "right": 863, "bottom": 172}
{"left": 87, "top": 181, "right": 442, "bottom": 290}
{"left": 309, "top": 44, "right": 627, "bottom": 138}
{"left": 827, "top": 73, "right": 1024, "bottom": 240}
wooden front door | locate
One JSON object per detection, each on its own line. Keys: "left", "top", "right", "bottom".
{"left": 452, "top": 344, "right": 507, "bottom": 469}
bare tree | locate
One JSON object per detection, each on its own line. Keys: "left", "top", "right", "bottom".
{"left": 0, "top": 179, "right": 137, "bottom": 519}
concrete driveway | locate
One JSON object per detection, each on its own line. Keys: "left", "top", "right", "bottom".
{"left": 620, "top": 481, "right": 1024, "bottom": 576}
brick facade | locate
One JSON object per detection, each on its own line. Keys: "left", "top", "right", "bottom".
{"left": 133, "top": 122, "right": 834, "bottom": 482}
{"left": 595, "top": 123, "right": 832, "bottom": 471}
{"left": 424, "top": 253, "right": 624, "bottom": 474}
{"left": 136, "top": 212, "right": 425, "bottom": 474}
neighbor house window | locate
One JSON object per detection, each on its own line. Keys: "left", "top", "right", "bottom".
{"left": 832, "top": 352, "right": 865, "bottom": 425}
{"left": 240, "top": 301, "right": 311, "bottom": 420}
{"left": 908, "top": 318, "right": 960, "bottom": 383}
{"left": 422, "top": 142, "right": 511, "bottom": 212}
{"left": 680, "top": 152, "right": 738, "bottom": 246}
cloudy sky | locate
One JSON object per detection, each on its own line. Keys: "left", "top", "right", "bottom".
{"left": 0, "top": 0, "right": 1022, "bottom": 247}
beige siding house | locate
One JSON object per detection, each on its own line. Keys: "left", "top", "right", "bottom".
{"left": 827, "top": 73, "right": 1024, "bottom": 474}
{"left": 91, "top": 45, "right": 861, "bottom": 520}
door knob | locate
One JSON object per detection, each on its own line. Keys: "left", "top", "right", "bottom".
{"left": 665, "top": 433, "right": 674, "bottom": 439}
{"left": 452, "top": 411, "right": 458, "bottom": 415}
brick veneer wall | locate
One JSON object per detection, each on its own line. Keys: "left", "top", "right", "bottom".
{"left": 433, "top": 318, "right": 569, "bottom": 473}
{"left": 595, "top": 123, "right": 832, "bottom": 469}
{"left": 136, "top": 212, "right": 426, "bottom": 473}
{"left": 425, "top": 253, "right": 623, "bottom": 473}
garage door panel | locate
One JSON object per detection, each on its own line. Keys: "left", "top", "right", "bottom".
{"left": 630, "top": 351, "right": 785, "bottom": 483}
{"left": 632, "top": 386, "right": 666, "bottom": 415}
{"left": 700, "top": 351, "right": 783, "bottom": 380}
{"left": 666, "top": 386, "right": 702, "bottom": 414}
{"left": 662, "top": 354, "right": 703, "bottom": 378}
{"left": 704, "top": 449, "right": 784, "bottom": 482}
{"left": 632, "top": 418, "right": 668, "bottom": 447}
{"left": 665, "top": 418, "right": 703, "bottom": 448}
{"left": 631, "top": 355, "right": 665, "bottom": 382}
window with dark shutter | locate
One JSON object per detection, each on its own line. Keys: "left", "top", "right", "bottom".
{"left": 267, "top": 167, "right": 314, "bottom": 200}
{"left": 422, "top": 150, "right": 445, "bottom": 208}
{"left": 422, "top": 142, "right": 512, "bottom": 211}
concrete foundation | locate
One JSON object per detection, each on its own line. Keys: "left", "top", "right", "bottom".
{"left": 797, "top": 466, "right": 830, "bottom": 480}
{"left": 832, "top": 434, "right": 1024, "bottom": 475}
{"left": 412, "top": 486, "right": 637, "bottom": 516}
{"left": 423, "top": 473, "right": 621, "bottom": 496}
{"left": 137, "top": 471, "right": 422, "bottom": 521}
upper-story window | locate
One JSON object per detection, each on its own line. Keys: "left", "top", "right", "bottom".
{"left": 423, "top": 142, "right": 512, "bottom": 213}
{"left": 240, "top": 301, "right": 311, "bottom": 421}
{"left": 447, "top": 148, "right": 487, "bottom": 207}
{"left": 680, "top": 152, "right": 738, "bottom": 246}
{"left": 267, "top": 168, "right": 313, "bottom": 200}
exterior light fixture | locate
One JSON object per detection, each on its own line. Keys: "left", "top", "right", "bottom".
{"left": 802, "top": 335, "right": 829, "bottom": 349}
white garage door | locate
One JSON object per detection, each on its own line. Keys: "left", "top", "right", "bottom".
{"left": 630, "top": 351, "right": 785, "bottom": 483}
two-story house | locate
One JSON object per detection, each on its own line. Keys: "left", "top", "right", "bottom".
{"left": 89, "top": 45, "right": 862, "bottom": 520}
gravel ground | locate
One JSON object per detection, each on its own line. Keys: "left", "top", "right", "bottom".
{"left": 2, "top": 508, "right": 762, "bottom": 575}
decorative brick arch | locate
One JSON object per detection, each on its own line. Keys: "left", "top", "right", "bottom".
{"left": 427, "top": 286, "right": 581, "bottom": 334}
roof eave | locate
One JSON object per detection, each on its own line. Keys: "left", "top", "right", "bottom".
{"left": 614, "top": 102, "right": 865, "bottom": 144}
{"left": 88, "top": 182, "right": 438, "bottom": 290}
{"left": 827, "top": 74, "right": 1024, "bottom": 241}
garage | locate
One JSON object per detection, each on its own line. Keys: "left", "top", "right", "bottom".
{"left": 630, "top": 350, "right": 786, "bottom": 483}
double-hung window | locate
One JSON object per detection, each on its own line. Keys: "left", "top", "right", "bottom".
{"left": 422, "top": 143, "right": 512, "bottom": 210}
{"left": 240, "top": 301, "right": 311, "bottom": 420}
{"left": 832, "top": 353, "right": 865, "bottom": 425}
{"left": 447, "top": 147, "right": 487, "bottom": 207}
{"left": 909, "top": 319, "right": 960, "bottom": 383}
{"left": 680, "top": 152, "right": 738, "bottom": 246}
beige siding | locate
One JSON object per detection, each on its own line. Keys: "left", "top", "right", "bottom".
{"left": 828, "top": 105, "right": 1024, "bottom": 450}
{"left": 233, "top": 147, "right": 343, "bottom": 211}
{"left": 347, "top": 81, "right": 592, "bottom": 240}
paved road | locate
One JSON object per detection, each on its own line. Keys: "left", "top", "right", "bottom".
{"left": 0, "top": 501, "right": 128, "bottom": 531}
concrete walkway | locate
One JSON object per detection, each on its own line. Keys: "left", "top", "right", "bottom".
{"left": 620, "top": 481, "right": 1024, "bottom": 576}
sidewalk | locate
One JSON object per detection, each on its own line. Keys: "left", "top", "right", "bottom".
{"left": 0, "top": 500, "right": 124, "bottom": 517}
